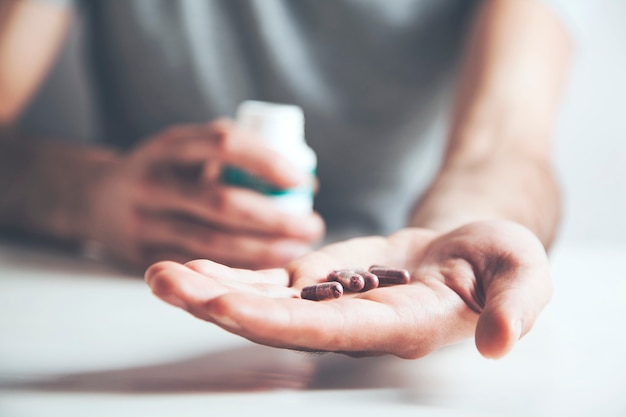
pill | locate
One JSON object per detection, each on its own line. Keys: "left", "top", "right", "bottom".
{"left": 301, "top": 282, "right": 343, "bottom": 301}
{"left": 327, "top": 270, "right": 365, "bottom": 292}
{"left": 368, "top": 266, "right": 411, "bottom": 286}
{"left": 354, "top": 269, "right": 379, "bottom": 291}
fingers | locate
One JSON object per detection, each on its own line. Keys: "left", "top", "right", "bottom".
{"left": 145, "top": 260, "right": 407, "bottom": 353}
{"left": 475, "top": 262, "right": 552, "bottom": 358}
{"left": 121, "top": 120, "right": 323, "bottom": 270}
{"left": 139, "top": 181, "right": 324, "bottom": 240}
{"left": 414, "top": 220, "right": 553, "bottom": 359}
{"left": 475, "top": 297, "right": 524, "bottom": 359}
{"left": 139, "top": 120, "right": 307, "bottom": 189}
{"left": 136, "top": 213, "right": 315, "bottom": 269}
{"left": 145, "top": 261, "right": 223, "bottom": 309}
{"left": 470, "top": 222, "right": 553, "bottom": 359}
{"left": 142, "top": 220, "right": 554, "bottom": 359}
{"left": 184, "top": 259, "right": 290, "bottom": 286}
{"left": 145, "top": 261, "right": 297, "bottom": 311}
{"left": 146, "top": 261, "right": 451, "bottom": 357}
{"left": 142, "top": 231, "right": 470, "bottom": 358}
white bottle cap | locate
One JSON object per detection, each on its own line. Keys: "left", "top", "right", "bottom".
{"left": 236, "top": 101, "right": 305, "bottom": 148}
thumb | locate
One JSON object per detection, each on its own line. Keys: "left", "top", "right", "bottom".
{"left": 475, "top": 262, "right": 552, "bottom": 359}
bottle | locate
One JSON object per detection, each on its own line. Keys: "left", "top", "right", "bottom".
{"left": 221, "top": 100, "right": 317, "bottom": 215}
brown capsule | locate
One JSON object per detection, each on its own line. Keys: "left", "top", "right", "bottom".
{"left": 354, "top": 269, "right": 379, "bottom": 292}
{"left": 327, "top": 270, "right": 365, "bottom": 292}
{"left": 301, "top": 282, "right": 343, "bottom": 301}
{"left": 368, "top": 266, "right": 411, "bottom": 286}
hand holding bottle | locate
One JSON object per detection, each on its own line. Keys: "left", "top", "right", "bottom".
{"left": 86, "top": 118, "right": 324, "bottom": 270}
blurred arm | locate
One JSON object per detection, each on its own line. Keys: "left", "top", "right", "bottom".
{"left": 410, "top": 0, "right": 571, "bottom": 248}
{"left": 0, "top": 0, "right": 70, "bottom": 122}
{"left": 0, "top": 1, "right": 117, "bottom": 242}
{"left": 0, "top": 2, "right": 323, "bottom": 268}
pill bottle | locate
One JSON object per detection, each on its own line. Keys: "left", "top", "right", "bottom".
{"left": 222, "top": 100, "right": 317, "bottom": 215}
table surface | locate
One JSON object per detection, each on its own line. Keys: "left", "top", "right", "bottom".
{"left": 1, "top": 239, "right": 625, "bottom": 417}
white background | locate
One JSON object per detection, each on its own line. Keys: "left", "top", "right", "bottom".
{"left": 550, "top": 1, "right": 626, "bottom": 244}
{"left": 18, "top": 0, "right": 626, "bottom": 245}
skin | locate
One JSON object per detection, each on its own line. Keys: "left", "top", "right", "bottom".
{"left": 145, "top": 0, "right": 570, "bottom": 358}
{"left": 0, "top": 1, "right": 324, "bottom": 270}
{"left": 411, "top": 0, "right": 568, "bottom": 245}
{"left": 1, "top": 0, "right": 570, "bottom": 357}
{"left": 145, "top": 220, "right": 550, "bottom": 359}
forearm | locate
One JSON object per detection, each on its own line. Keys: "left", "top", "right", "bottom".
{"left": 0, "top": 128, "right": 119, "bottom": 242}
{"left": 0, "top": 0, "right": 70, "bottom": 123}
{"left": 0, "top": 1, "right": 97, "bottom": 242}
{"left": 411, "top": 0, "right": 570, "bottom": 248}
{"left": 410, "top": 153, "right": 560, "bottom": 247}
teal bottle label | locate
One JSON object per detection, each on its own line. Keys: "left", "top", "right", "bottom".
{"left": 221, "top": 166, "right": 314, "bottom": 197}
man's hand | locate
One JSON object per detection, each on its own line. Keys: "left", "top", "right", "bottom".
{"left": 87, "top": 120, "right": 324, "bottom": 269}
{"left": 145, "top": 220, "right": 551, "bottom": 359}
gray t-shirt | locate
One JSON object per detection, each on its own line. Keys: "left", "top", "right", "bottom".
{"left": 41, "top": 0, "right": 481, "bottom": 239}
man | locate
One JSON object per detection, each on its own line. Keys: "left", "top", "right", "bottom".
{"left": 0, "top": 0, "right": 570, "bottom": 358}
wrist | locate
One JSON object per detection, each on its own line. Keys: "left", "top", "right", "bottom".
{"left": 408, "top": 154, "right": 560, "bottom": 248}
{"left": 77, "top": 150, "right": 122, "bottom": 243}
{"left": 0, "top": 139, "right": 122, "bottom": 244}
{"left": 30, "top": 143, "right": 122, "bottom": 243}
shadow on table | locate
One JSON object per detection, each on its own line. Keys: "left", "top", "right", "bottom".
{"left": 0, "top": 344, "right": 415, "bottom": 393}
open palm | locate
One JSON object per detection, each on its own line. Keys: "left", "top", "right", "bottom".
{"left": 145, "top": 220, "right": 551, "bottom": 359}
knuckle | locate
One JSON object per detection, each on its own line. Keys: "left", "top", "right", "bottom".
{"left": 201, "top": 294, "right": 236, "bottom": 323}
{"left": 209, "top": 188, "right": 236, "bottom": 214}
{"left": 210, "top": 123, "right": 235, "bottom": 154}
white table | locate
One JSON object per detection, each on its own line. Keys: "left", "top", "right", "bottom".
{"left": 1, "top": 239, "right": 625, "bottom": 417}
